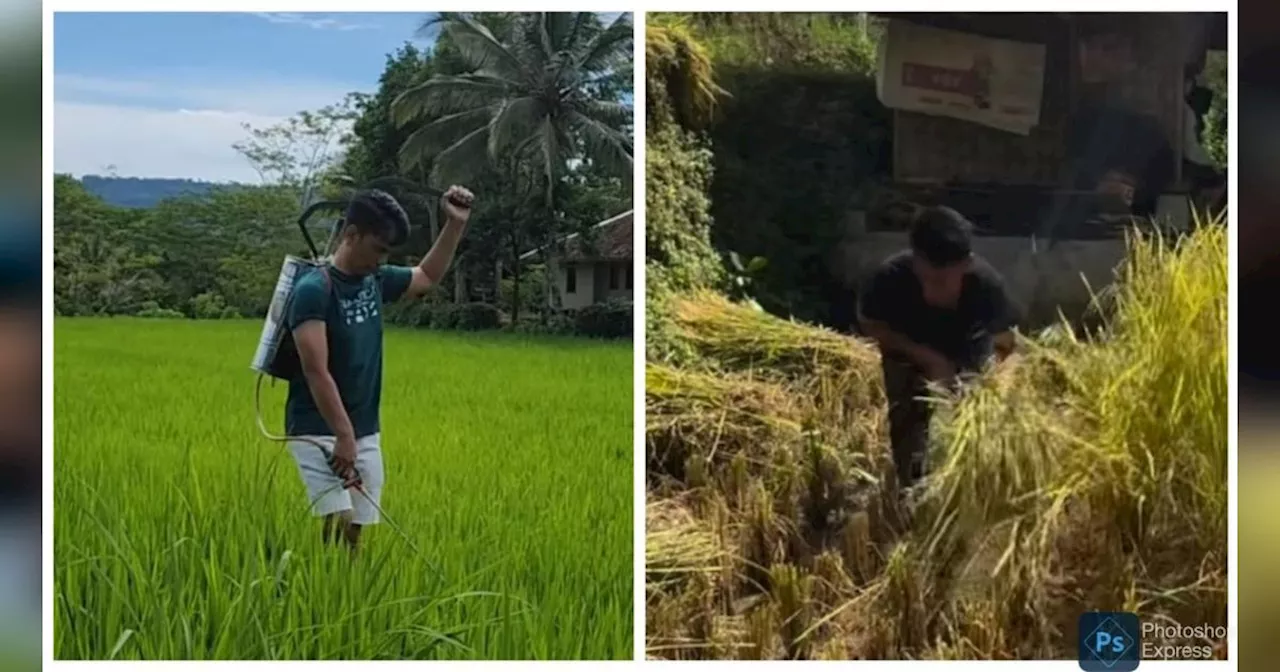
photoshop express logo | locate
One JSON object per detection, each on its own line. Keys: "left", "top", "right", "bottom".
{"left": 1079, "top": 612, "right": 1141, "bottom": 671}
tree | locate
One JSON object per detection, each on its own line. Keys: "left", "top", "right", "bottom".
{"left": 389, "top": 12, "right": 634, "bottom": 312}
{"left": 392, "top": 12, "right": 632, "bottom": 192}
{"left": 53, "top": 175, "right": 162, "bottom": 315}
{"left": 233, "top": 94, "right": 363, "bottom": 194}
{"left": 342, "top": 44, "right": 435, "bottom": 188}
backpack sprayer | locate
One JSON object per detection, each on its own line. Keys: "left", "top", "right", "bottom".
{"left": 250, "top": 184, "right": 467, "bottom": 555}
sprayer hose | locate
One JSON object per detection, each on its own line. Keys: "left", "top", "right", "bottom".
{"left": 254, "top": 373, "right": 422, "bottom": 555}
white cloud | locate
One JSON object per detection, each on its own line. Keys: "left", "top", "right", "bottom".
{"left": 55, "top": 73, "right": 358, "bottom": 117}
{"left": 55, "top": 101, "right": 282, "bottom": 183}
{"left": 54, "top": 74, "right": 361, "bottom": 182}
{"left": 252, "top": 12, "right": 377, "bottom": 31}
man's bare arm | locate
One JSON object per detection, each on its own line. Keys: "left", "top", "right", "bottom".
{"left": 404, "top": 186, "right": 474, "bottom": 300}
{"left": 294, "top": 320, "right": 355, "bottom": 443}
{"left": 405, "top": 216, "right": 468, "bottom": 299}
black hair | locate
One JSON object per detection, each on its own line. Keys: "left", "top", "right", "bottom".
{"left": 345, "top": 189, "right": 410, "bottom": 247}
{"left": 909, "top": 206, "right": 973, "bottom": 267}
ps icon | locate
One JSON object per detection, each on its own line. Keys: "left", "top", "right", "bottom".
{"left": 1078, "top": 611, "right": 1140, "bottom": 671}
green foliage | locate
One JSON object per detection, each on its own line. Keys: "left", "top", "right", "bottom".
{"left": 383, "top": 297, "right": 503, "bottom": 332}
{"left": 450, "top": 302, "right": 504, "bottom": 331}
{"left": 390, "top": 12, "right": 634, "bottom": 190}
{"left": 511, "top": 311, "right": 576, "bottom": 336}
{"left": 646, "top": 15, "right": 729, "bottom": 133}
{"left": 724, "top": 251, "right": 769, "bottom": 307}
{"left": 572, "top": 299, "right": 633, "bottom": 339}
{"left": 189, "top": 292, "right": 228, "bottom": 320}
{"left": 644, "top": 14, "right": 888, "bottom": 327}
{"left": 645, "top": 127, "right": 725, "bottom": 297}
{"left": 342, "top": 44, "right": 435, "bottom": 186}
{"left": 342, "top": 15, "right": 633, "bottom": 324}
{"left": 232, "top": 94, "right": 361, "bottom": 189}
{"left": 1200, "top": 50, "right": 1228, "bottom": 172}
{"left": 383, "top": 297, "right": 437, "bottom": 328}
{"left": 135, "top": 301, "right": 184, "bottom": 319}
{"left": 707, "top": 68, "right": 890, "bottom": 324}
{"left": 499, "top": 263, "right": 548, "bottom": 316}
{"left": 644, "top": 17, "right": 727, "bottom": 356}
{"left": 688, "top": 12, "right": 880, "bottom": 74}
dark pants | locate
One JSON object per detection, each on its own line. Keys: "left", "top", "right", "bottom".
{"left": 882, "top": 357, "right": 931, "bottom": 489}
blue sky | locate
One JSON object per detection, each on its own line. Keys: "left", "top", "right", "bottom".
{"left": 55, "top": 12, "right": 439, "bottom": 182}
{"left": 55, "top": 12, "right": 628, "bottom": 183}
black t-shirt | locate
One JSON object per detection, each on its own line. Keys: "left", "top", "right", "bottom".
{"left": 857, "top": 250, "right": 1018, "bottom": 371}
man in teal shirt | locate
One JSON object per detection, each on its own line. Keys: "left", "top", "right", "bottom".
{"left": 286, "top": 185, "right": 473, "bottom": 551}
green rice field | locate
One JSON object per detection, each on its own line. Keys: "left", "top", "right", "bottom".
{"left": 54, "top": 318, "right": 634, "bottom": 660}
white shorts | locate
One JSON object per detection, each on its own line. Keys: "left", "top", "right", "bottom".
{"left": 287, "top": 433, "right": 385, "bottom": 525}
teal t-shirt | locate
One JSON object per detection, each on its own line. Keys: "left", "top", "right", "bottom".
{"left": 284, "top": 264, "right": 414, "bottom": 438}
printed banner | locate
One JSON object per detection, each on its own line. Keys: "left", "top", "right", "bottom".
{"left": 877, "top": 19, "right": 1047, "bottom": 135}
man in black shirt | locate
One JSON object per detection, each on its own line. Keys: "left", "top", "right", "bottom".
{"left": 857, "top": 206, "right": 1020, "bottom": 490}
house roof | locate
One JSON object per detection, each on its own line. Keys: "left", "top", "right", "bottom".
{"left": 520, "top": 210, "right": 633, "bottom": 262}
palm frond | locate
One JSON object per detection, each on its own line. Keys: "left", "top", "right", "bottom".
{"left": 439, "top": 15, "right": 529, "bottom": 81}
{"left": 567, "top": 110, "right": 633, "bottom": 178}
{"left": 501, "top": 13, "right": 545, "bottom": 76}
{"left": 576, "top": 13, "right": 633, "bottom": 74}
{"left": 392, "top": 10, "right": 636, "bottom": 202}
{"left": 560, "top": 13, "right": 598, "bottom": 55}
{"left": 398, "top": 105, "right": 499, "bottom": 172}
{"left": 541, "top": 13, "right": 591, "bottom": 57}
{"left": 358, "top": 176, "right": 442, "bottom": 230}
{"left": 391, "top": 75, "right": 509, "bottom": 126}
{"left": 414, "top": 12, "right": 457, "bottom": 40}
{"left": 421, "top": 125, "right": 492, "bottom": 187}
{"left": 600, "top": 66, "right": 634, "bottom": 92}
{"left": 570, "top": 99, "right": 632, "bottom": 128}
{"left": 487, "top": 97, "right": 546, "bottom": 160}
{"left": 537, "top": 13, "right": 564, "bottom": 60}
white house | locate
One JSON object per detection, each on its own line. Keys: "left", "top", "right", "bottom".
{"left": 520, "top": 210, "right": 634, "bottom": 310}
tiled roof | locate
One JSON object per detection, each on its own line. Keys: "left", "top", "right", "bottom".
{"left": 520, "top": 210, "right": 633, "bottom": 261}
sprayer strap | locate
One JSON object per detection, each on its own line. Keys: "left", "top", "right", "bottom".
{"left": 288, "top": 261, "right": 336, "bottom": 334}
{"left": 318, "top": 262, "right": 337, "bottom": 317}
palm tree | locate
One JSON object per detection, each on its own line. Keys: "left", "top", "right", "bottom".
{"left": 390, "top": 12, "right": 633, "bottom": 311}
{"left": 392, "top": 12, "right": 632, "bottom": 196}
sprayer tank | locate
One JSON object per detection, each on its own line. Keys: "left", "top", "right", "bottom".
{"left": 250, "top": 255, "right": 312, "bottom": 376}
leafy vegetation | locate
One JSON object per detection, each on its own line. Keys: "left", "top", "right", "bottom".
{"left": 643, "top": 15, "right": 730, "bottom": 361}
{"left": 55, "top": 12, "right": 634, "bottom": 337}
{"left": 1200, "top": 49, "right": 1228, "bottom": 172}
{"left": 54, "top": 319, "right": 633, "bottom": 660}
{"left": 646, "top": 14, "right": 889, "bottom": 326}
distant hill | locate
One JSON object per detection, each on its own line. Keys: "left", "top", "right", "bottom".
{"left": 78, "top": 175, "right": 238, "bottom": 208}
